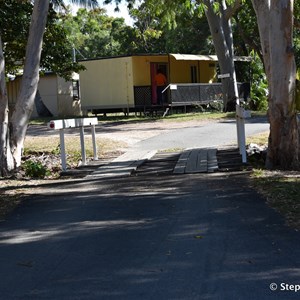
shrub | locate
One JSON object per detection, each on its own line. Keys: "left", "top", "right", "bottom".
{"left": 249, "top": 51, "right": 268, "bottom": 111}
{"left": 23, "top": 160, "right": 50, "bottom": 179}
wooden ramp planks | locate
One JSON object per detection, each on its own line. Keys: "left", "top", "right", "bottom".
{"left": 207, "top": 148, "right": 218, "bottom": 173}
{"left": 173, "top": 150, "right": 190, "bottom": 174}
{"left": 174, "top": 148, "right": 218, "bottom": 174}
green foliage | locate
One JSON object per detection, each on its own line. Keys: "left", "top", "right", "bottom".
{"left": 163, "top": 9, "right": 213, "bottom": 54}
{"left": 42, "top": 6, "right": 85, "bottom": 80}
{"left": 128, "top": 5, "right": 164, "bottom": 53}
{"left": 212, "top": 1, "right": 220, "bottom": 14}
{"left": 0, "top": 0, "right": 84, "bottom": 80}
{"left": 60, "top": 7, "right": 131, "bottom": 58}
{"left": 248, "top": 51, "right": 268, "bottom": 111}
{"left": 296, "top": 78, "right": 300, "bottom": 111}
{"left": 233, "top": 0, "right": 260, "bottom": 57}
{"left": 0, "top": 0, "right": 32, "bottom": 76}
{"left": 70, "top": 150, "right": 83, "bottom": 163}
{"left": 60, "top": 2, "right": 213, "bottom": 57}
{"left": 294, "top": 1, "right": 300, "bottom": 68}
{"left": 22, "top": 160, "right": 50, "bottom": 179}
{"left": 51, "top": 145, "right": 61, "bottom": 156}
{"left": 128, "top": 1, "right": 213, "bottom": 54}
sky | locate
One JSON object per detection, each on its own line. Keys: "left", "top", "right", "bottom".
{"left": 68, "top": 0, "right": 134, "bottom": 26}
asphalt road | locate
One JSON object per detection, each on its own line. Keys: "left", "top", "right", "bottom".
{"left": 134, "top": 117, "right": 270, "bottom": 151}
{"left": 1, "top": 117, "right": 299, "bottom": 300}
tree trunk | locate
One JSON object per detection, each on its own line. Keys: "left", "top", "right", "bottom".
{"left": 8, "top": 0, "right": 50, "bottom": 170}
{"left": 204, "top": 0, "right": 239, "bottom": 111}
{"left": 252, "top": 0, "right": 299, "bottom": 169}
{"left": 0, "top": 36, "right": 14, "bottom": 176}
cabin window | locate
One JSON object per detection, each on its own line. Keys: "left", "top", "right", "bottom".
{"left": 72, "top": 80, "right": 80, "bottom": 100}
{"left": 191, "top": 66, "right": 197, "bottom": 83}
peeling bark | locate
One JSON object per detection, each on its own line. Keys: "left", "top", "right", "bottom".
{"left": 252, "top": 0, "right": 299, "bottom": 169}
{"left": 0, "top": 36, "right": 14, "bottom": 176}
{"left": 9, "top": 0, "right": 50, "bottom": 169}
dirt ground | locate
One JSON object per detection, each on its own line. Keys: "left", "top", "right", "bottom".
{"left": 27, "top": 118, "right": 212, "bottom": 149}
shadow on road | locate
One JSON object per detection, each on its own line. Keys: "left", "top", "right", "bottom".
{"left": 0, "top": 159, "right": 299, "bottom": 299}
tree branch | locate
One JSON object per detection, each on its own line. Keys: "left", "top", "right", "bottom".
{"left": 234, "top": 15, "right": 263, "bottom": 62}
{"left": 224, "top": 0, "right": 242, "bottom": 20}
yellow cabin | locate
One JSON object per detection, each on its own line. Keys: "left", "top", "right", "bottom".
{"left": 79, "top": 53, "right": 222, "bottom": 114}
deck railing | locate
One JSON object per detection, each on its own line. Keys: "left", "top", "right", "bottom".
{"left": 167, "top": 83, "right": 224, "bottom": 105}
{"left": 134, "top": 83, "right": 243, "bottom": 108}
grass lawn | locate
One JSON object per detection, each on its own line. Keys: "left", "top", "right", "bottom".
{"left": 29, "top": 111, "right": 237, "bottom": 125}
{"left": 247, "top": 131, "right": 300, "bottom": 230}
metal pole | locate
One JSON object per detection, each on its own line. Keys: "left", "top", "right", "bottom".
{"left": 79, "top": 126, "right": 87, "bottom": 165}
{"left": 91, "top": 125, "right": 98, "bottom": 161}
{"left": 162, "top": 84, "right": 171, "bottom": 94}
{"left": 59, "top": 129, "right": 67, "bottom": 171}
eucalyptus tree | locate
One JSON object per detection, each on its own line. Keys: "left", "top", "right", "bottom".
{"left": 251, "top": 0, "right": 299, "bottom": 170}
{"left": 200, "top": 0, "right": 299, "bottom": 169}
{"left": 202, "top": 0, "right": 242, "bottom": 111}
{"left": 0, "top": 0, "right": 98, "bottom": 176}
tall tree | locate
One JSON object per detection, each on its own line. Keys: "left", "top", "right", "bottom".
{"left": 203, "top": 0, "right": 242, "bottom": 111}
{"left": 0, "top": 36, "right": 13, "bottom": 174}
{"left": 8, "top": 0, "right": 51, "bottom": 173}
{"left": 251, "top": 0, "right": 299, "bottom": 169}
{"left": 0, "top": 0, "right": 98, "bottom": 176}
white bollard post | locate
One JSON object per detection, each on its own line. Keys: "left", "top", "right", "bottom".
{"left": 236, "top": 116, "right": 241, "bottom": 151}
{"left": 59, "top": 129, "right": 67, "bottom": 171}
{"left": 239, "top": 117, "right": 247, "bottom": 163}
{"left": 235, "top": 104, "right": 248, "bottom": 164}
{"left": 91, "top": 125, "right": 98, "bottom": 161}
{"left": 79, "top": 126, "right": 87, "bottom": 165}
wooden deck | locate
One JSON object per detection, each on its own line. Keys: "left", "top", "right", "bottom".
{"left": 173, "top": 148, "right": 218, "bottom": 174}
